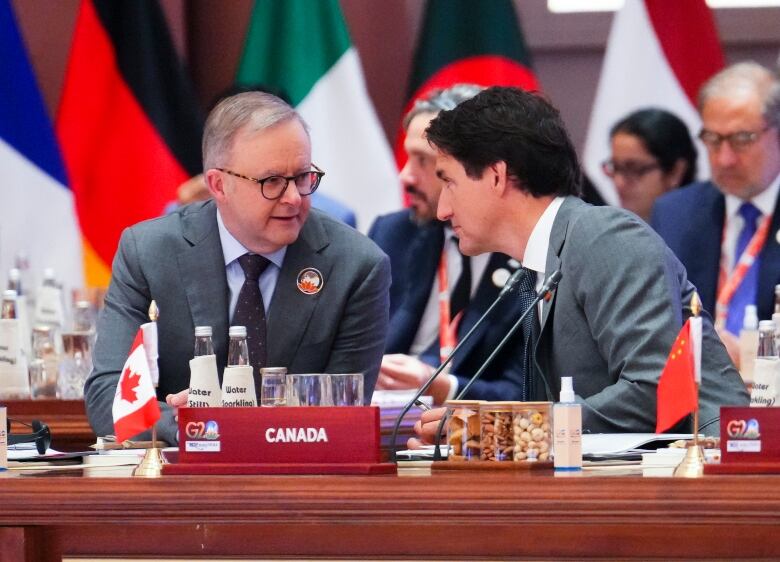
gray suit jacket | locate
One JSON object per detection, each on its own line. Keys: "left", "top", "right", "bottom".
{"left": 533, "top": 197, "right": 748, "bottom": 435}
{"left": 85, "top": 201, "right": 390, "bottom": 444}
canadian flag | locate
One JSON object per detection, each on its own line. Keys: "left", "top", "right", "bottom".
{"left": 112, "top": 325, "right": 161, "bottom": 443}
{"left": 582, "top": 0, "right": 724, "bottom": 205}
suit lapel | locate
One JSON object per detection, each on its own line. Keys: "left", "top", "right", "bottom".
{"left": 683, "top": 183, "right": 724, "bottom": 314}
{"left": 758, "top": 193, "right": 780, "bottom": 317}
{"left": 386, "top": 223, "right": 443, "bottom": 352}
{"left": 177, "top": 201, "right": 230, "bottom": 368}
{"left": 266, "top": 212, "right": 331, "bottom": 368}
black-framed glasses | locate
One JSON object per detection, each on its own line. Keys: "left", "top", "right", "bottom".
{"left": 698, "top": 127, "right": 770, "bottom": 152}
{"left": 217, "top": 164, "right": 325, "bottom": 200}
{"left": 601, "top": 159, "right": 660, "bottom": 181}
{"left": 7, "top": 419, "right": 51, "bottom": 455}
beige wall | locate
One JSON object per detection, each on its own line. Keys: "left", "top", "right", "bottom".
{"left": 12, "top": 0, "right": 780, "bottom": 154}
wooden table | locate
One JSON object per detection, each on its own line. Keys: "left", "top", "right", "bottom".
{"left": 1, "top": 466, "right": 780, "bottom": 560}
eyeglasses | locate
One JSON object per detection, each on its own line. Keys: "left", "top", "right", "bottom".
{"left": 698, "top": 127, "right": 770, "bottom": 152}
{"left": 601, "top": 159, "right": 660, "bottom": 181}
{"left": 217, "top": 164, "right": 325, "bottom": 200}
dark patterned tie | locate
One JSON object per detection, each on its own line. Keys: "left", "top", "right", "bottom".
{"left": 232, "top": 254, "right": 271, "bottom": 391}
{"left": 516, "top": 267, "right": 539, "bottom": 401}
{"left": 449, "top": 237, "right": 471, "bottom": 319}
{"left": 726, "top": 202, "right": 761, "bottom": 334}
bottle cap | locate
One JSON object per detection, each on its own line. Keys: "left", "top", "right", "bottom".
{"left": 758, "top": 320, "right": 776, "bottom": 331}
{"left": 775, "top": 283, "right": 780, "bottom": 296}
{"left": 743, "top": 305, "right": 759, "bottom": 330}
{"left": 8, "top": 268, "right": 20, "bottom": 281}
{"left": 560, "top": 376, "right": 575, "bottom": 403}
{"left": 194, "top": 326, "right": 213, "bottom": 337}
{"left": 42, "top": 267, "right": 55, "bottom": 280}
{"left": 2, "top": 289, "right": 17, "bottom": 299}
{"left": 229, "top": 325, "right": 247, "bottom": 338}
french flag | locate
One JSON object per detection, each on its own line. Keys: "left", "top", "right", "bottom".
{"left": 583, "top": 0, "right": 724, "bottom": 206}
{"left": 0, "top": 0, "right": 82, "bottom": 289}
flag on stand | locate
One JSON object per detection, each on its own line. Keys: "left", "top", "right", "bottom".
{"left": 656, "top": 319, "right": 699, "bottom": 434}
{"left": 583, "top": 0, "right": 724, "bottom": 206}
{"left": 396, "top": 0, "right": 540, "bottom": 172}
{"left": 236, "top": 0, "right": 398, "bottom": 231}
{"left": 57, "top": 0, "right": 202, "bottom": 287}
{"left": 0, "top": 0, "right": 83, "bottom": 290}
{"left": 113, "top": 326, "right": 160, "bottom": 443}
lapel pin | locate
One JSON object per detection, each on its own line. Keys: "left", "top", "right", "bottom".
{"left": 297, "top": 268, "right": 323, "bottom": 295}
{"left": 507, "top": 259, "right": 521, "bottom": 269}
{"left": 492, "top": 268, "right": 511, "bottom": 288}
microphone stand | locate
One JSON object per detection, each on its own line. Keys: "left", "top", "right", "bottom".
{"left": 389, "top": 269, "right": 527, "bottom": 463}
{"left": 432, "top": 271, "right": 562, "bottom": 460}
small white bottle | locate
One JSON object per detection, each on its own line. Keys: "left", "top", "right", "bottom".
{"left": 0, "top": 406, "right": 7, "bottom": 471}
{"left": 739, "top": 304, "right": 760, "bottom": 385}
{"left": 750, "top": 320, "right": 780, "bottom": 407}
{"left": 553, "top": 376, "right": 582, "bottom": 471}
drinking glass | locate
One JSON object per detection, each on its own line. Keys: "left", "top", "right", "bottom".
{"left": 260, "top": 368, "right": 287, "bottom": 407}
{"left": 330, "top": 373, "right": 364, "bottom": 406}
{"left": 286, "top": 374, "right": 332, "bottom": 406}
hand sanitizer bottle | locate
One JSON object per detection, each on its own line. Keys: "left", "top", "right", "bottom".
{"left": 553, "top": 376, "right": 582, "bottom": 471}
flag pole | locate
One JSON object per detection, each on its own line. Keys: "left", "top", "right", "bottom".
{"left": 134, "top": 300, "right": 164, "bottom": 478}
{"left": 675, "top": 292, "right": 705, "bottom": 478}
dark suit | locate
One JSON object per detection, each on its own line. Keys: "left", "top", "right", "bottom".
{"left": 86, "top": 200, "right": 390, "bottom": 444}
{"left": 536, "top": 197, "right": 747, "bottom": 434}
{"left": 368, "top": 210, "right": 526, "bottom": 401}
{"left": 651, "top": 181, "right": 780, "bottom": 322}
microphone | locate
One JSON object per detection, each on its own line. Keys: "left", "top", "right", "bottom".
{"left": 389, "top": 268, "right": 527, "bottom": 463}
{"left": 432, "top": 270, "right": 562, "bottom": 460}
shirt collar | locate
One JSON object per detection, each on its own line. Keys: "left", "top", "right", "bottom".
{"left": 724, "top": 171, "right": 780, "bottom": 220}
{"left": 522, "top": 196, "right": 565, "bottom": 275}
{"left": 216, "top": 209, "right": 286, "bottom": 269}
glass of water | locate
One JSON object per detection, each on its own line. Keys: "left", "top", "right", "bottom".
{"left": 330, "top": 373, "right": 364, "bottom": 406}
{"left": 286, "top": 374, "right": 332, "bottom": 406}
{"left": 260, "top": 367, "right": 287, "bottom": 406}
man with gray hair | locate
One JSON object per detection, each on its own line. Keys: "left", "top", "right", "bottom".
{"left": 652, "top": 62, "right": 780, "bottom": 366}
{"left": 86, "top": 92, "right": 390, "bottom": 444}
{"left": 369, "top": 85, "right": 527, "bottom": 404}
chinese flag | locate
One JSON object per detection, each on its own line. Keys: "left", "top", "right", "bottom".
{"left": 656, "top": 320, "right": 697, "bottom": 433}
{"left": 112, "top": 329, "right": 160, "bottom": 443}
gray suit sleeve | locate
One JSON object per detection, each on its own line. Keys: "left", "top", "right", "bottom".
{"left": 85, "top": 227, "right": 178, "bottom": 444}
{"left": 323, "top": 253, "right": 390, "bottom": 404}
{"left": 566, "top": 211, "right": 691, "bottom": 432}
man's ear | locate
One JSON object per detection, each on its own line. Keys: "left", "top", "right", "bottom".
{"left": 204, "top": 168, "right": 226, "bottom": 200}
{"left": 489, "top": 161, "right": 509, "bottom": 196}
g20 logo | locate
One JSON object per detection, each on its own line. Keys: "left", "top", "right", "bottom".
{"left": 185, "top": 420, "right": 220, "bottom": 440}
{"left": 726, "top": 418, "right": 760, "bottom": 439}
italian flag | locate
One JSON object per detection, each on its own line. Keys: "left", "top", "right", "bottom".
{"left": 237, "top": 0, "right": 399, "bottom": 232}
{"left": 396, "top": 0, "right": 540, "bottom": 171}
{"left": 583, "top": 0, "right": 724, "bottom": 206}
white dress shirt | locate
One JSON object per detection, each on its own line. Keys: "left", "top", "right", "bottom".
{"left": 522, "top": 196, "right": 566, "bottom": 318}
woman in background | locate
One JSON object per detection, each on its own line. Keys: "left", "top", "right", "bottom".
{"left": 603, "top": 108, "right": 697, "bottom": 222}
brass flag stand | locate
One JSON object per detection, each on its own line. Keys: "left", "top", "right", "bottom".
{"left": 135, "top": 301, "right": 164, "bottom": 478}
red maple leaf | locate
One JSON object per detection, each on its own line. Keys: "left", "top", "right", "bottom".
{"left": 120, "top": 367, "right": 141, "bottom": 403}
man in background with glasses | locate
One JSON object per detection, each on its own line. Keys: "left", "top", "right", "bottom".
{"left": 652, "top": 62, "right": 780, "bottom": 367}
{"left": 85, "top": 92, "right": 390, "bottom": 445}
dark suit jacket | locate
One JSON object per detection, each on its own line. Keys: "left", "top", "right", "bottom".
{"left": 537, "top": 197, "right": 747, "bottom": 435}
{"left": 86, "top": 201, "right": 390, "bottom": 444}
{"left": 368, "top": 210, "right": 526, "bottom": 401}
{"left": 651, "top": 180, "right": 780, "bottom": 322}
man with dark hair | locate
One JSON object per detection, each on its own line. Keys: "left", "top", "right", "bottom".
{"left": 414, "top": 86, "right": 746, "bottom": 441}
{"left": 369, "top": 85, "right": 527, "bottom": 404}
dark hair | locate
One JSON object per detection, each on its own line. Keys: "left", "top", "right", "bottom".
{"left": 425, "top": 86, "right": 581, "bottom": 197}
{"left": 610, "top": 108, "right": 697, "bottom": 186}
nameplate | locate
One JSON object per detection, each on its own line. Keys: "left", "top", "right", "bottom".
{"left": 176, "top": 406, "right": 382, "bottom": 465}
{"left": 720, "top": 407, "right": 780, "bottom": 464}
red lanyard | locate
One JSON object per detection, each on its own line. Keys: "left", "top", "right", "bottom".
{"left": 715, "top": 214, "right": 771, "bottom": 329}
{"left": 437, "top": 248, "right": 464, "bottom": 366}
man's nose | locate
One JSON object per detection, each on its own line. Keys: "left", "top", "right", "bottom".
{"left": 279, "top": 179, "right": 303, "bottom": 205}
{"left": 399, "top": 161, "right": 415, "bottom": 186}
{"left": 713, "top": 141, "right": 739, "bottom": 168}
{"left": 436, "top": 188, "right": 452, "bottom": 221}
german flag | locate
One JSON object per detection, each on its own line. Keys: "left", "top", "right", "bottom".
{"left": 57, "top": 0, "right": 202, "bottom": 287}
{"left": 395, "top": 0, "right": 540, "bottom": 170}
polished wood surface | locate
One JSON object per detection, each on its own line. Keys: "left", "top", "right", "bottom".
{"left": 4, "top": 399, "right": 94, "bottom": 451}
{"left": 1, "top": 467, "right": 780, "bottom": 560}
